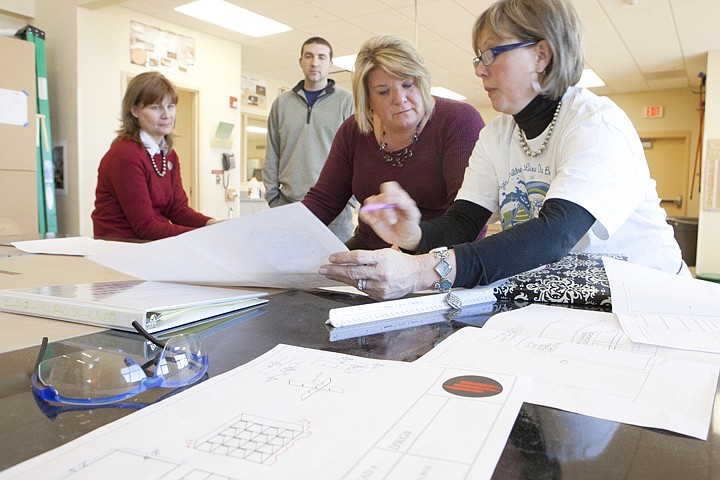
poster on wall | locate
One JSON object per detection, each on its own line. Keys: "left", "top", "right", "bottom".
{"left": 241, "top": 76, "right": 267, "bottom": 109}
{"left": 129, "top": 21, "right": 196, "bottom": 75}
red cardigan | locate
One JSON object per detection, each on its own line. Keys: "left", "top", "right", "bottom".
{"left": 92, "top": 139, "right": 210, "bottom": 240}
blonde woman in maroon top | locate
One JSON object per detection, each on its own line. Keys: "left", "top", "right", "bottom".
{"left": 302, "top": 35, "right": 485, "bottom": 250}
{"left": 92, "top": 72, "right": 217, "bottom": 240}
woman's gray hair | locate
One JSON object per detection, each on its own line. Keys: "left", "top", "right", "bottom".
{"left": 472, "top": 0, "right": 584, "bottom": 99}
{"left": 351, "top": 35, "right": 433, "bottom": 134}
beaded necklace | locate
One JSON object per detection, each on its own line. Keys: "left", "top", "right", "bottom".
{"left": 379, "top": 122, "right": 422, "bottom": 168}
{"left": 517, "top": 100, "right": 562, "bottom": 157}
{"left": 148, "top": 150, "right": 168, "bottom": 177}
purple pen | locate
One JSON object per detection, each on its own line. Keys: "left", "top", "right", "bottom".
{"left": 359, "top": 202, "right": 398, "bottom": 213}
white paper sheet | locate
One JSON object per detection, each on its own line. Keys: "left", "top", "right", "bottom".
{"left": 417, "top": 326, "right": 719, "bottom": 439}
{"left": 88, "top": 203, "right": 348, "bottom": 289}
{"left": 11, "top": 236, "right": 134, "bottom": 256}
{"left": 1, "top": 344, "right": 530, "bottom": 480}
{"left": 0, "top": 88, "right": 29, "bottom": 126}
{"left": 604, "top": 257, "right": 720, "bottom": 353}
{"left": 485, "top": 303, "right": 720, "bottom": 365}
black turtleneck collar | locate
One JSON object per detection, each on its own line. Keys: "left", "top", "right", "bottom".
{"left": 513, "top": 95, "right": 562, "bottom": 139}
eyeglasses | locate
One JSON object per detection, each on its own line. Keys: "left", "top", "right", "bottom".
{"left": 472, "top": 41, "right": 538, "bottom": 69}
{"left": 32, "top": 321, "right": 209, "bottom": 405}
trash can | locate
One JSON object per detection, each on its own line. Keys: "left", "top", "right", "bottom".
{"left": 696, "top": 272, "right": 720, "bottom": 284}
{"left": 667, "top": 216, "right": 698, "bottom": 266}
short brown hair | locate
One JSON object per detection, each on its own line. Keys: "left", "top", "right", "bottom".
{"left": 301, "top": 36, "right": 333, "bottom": 59}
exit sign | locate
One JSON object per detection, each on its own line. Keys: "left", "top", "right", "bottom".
{"left": 643, "top": 105, "right": 664, "bottom": 118}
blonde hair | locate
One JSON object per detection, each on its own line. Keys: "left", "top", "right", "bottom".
{"left": 472, "top": 0, "right": 584, "bottom": 99}
{"left": 351, "top": 35, "right": 433, "bottom": 134}
{"left": 116, "top": 71, "right": 179, "bottom": 149}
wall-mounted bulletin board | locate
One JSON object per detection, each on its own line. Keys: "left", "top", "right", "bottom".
{"left": 129, "top": 21, "right": 196, "bottom": 75}
{"left": 241, "top": 76, "right": 267, "bottom": 109}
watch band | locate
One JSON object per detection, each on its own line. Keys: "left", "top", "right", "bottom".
{"left": 430, "top": 247, "right": 462, "bottom": 310}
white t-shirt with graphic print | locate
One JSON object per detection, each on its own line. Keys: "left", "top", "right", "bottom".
{"left": 457, "top": 86, "right": 683, "bottom": 274}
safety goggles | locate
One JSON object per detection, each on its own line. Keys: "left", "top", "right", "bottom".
{"left": 32, "top": 321, "right": 209, "bottom": 405}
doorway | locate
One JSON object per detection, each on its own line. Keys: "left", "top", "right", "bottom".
{"left": 641, "top": 132, "right": 690, "bottom": 217}
{"left": 242, "top": 113, "right": 267, "bottom": 182}
{"left": 174, "top": 88, "right": 199, "bottom": 209}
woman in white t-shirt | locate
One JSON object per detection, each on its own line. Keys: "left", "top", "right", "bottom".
{"left": 318, "top": 0, "right": 686, "bottom": 301}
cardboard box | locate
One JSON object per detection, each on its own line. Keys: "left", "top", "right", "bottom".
{"left": 0, "top": 35, "right": 37, "bottom": 172}
{"left": 0, "top": 170, "right": 38, "bottom": 234}
{"left": 0, "top": 35, "right": 39, "bottom": 233}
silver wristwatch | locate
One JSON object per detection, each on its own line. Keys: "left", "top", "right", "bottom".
{"left": 430, "top": 247, "right": 462, "bottom": 310}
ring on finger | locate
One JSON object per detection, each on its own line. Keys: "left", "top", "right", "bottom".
{"left": 357, "top": 278, "right": 367, "bottom": 291}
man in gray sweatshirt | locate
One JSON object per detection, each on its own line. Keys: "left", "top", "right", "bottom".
{"left": 262, "top": 36, "right": 357, "bottom": 241}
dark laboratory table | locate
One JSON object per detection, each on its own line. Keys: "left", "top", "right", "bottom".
{"left": 0, "top": 289, "right": 718, "bottom": 479}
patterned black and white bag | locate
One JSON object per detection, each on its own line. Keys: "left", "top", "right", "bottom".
{"left": 492, "top": 253, "right": 627, "bottom": 310}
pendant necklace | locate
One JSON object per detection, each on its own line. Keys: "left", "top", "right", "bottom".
{"left": 517, "top": 100, "right": 562, "bottom": 157}
{"left": 148, "top": 150, "right": 168, "bottom": 177}
{"left": 379, "top": 122, "right": 422, "bottom": 168}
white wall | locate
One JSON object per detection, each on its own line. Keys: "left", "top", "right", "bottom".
{"left": 696, "top": 49, "right": 720, "bottom": 274}
{"left": 32, "top": 2, "right": 244, "bottom": 235}
{"left": 0, "top": 0, "right": 33, "bottom": 19}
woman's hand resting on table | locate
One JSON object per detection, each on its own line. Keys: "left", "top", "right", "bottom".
{"left": 318, "top": 248, "right": 425, "bottom": 301}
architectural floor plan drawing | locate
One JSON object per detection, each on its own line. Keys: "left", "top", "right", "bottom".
{"left": 57, "top": 449, "right": 180, "bottom": 480}
{"left": 604, "top": 257, "right": 720, "bottom": 353}
{"left": 49, "top": 449, "right": 240, "bottom": 480}
{"left": 417, "top": 326, "right": 719, "bottom": 439}
{"left": 1, "top": 343, "right": 530, "bottom": 480}
{"left": 484, "top": 303, "right": 720, "bottom": 365}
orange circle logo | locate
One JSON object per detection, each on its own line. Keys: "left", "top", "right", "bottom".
{"left": 442, "top": 375, "right": 503, "bottom": 398}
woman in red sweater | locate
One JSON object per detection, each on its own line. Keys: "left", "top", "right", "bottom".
{"left": 92, "top": 72, "right": 217, "bottom": 240}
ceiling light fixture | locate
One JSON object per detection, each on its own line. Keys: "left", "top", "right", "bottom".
{"left": 174, "top": 0, "right": 292, "bottom": 38}
{"left": 430, "top": 86, "right": 467, "bottom": 101}
{"left": 576, "top": 68, "right": 605, "bottom": 88}
{"left": 333, "top": 54, "right": 357, "bottom": 72}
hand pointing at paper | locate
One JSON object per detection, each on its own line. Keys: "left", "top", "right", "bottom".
{"left": 359, "top": 182, "right": 423, "bottom": 251}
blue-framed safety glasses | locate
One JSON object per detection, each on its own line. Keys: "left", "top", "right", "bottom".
{"left": 32, "top": 321, "right": 209, "bottom": 405}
